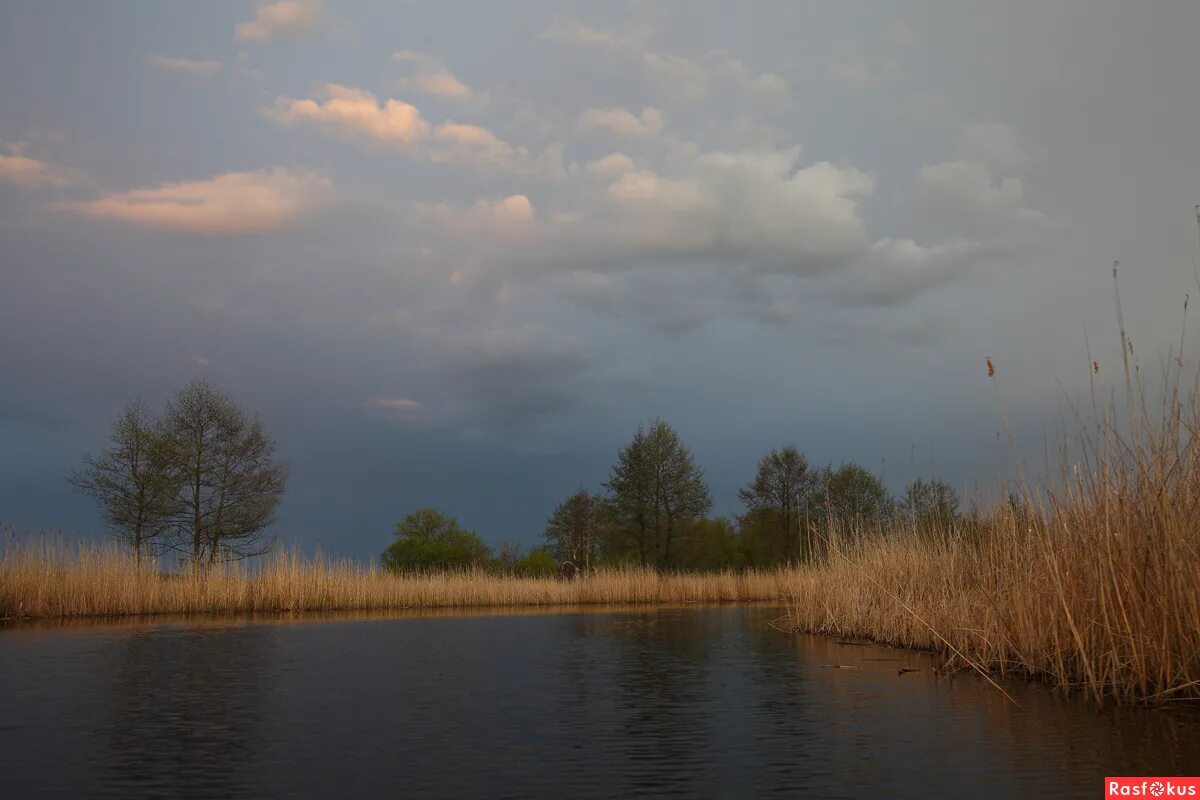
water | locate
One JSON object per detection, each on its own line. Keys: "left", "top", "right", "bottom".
{"left": 1, "top": 605, "right": 1195, "bottom": 798}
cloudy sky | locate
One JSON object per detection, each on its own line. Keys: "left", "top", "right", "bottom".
{"left": 2, "top": 1, "right": 1198, "bottom": 560}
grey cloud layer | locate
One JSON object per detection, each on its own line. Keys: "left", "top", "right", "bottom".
{"left": 3, "top": 1, "right": 1198, "bottom": 558}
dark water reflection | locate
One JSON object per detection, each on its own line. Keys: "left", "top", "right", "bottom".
{"left": 1, "top": 606, "right": 1196, "bottom": 798}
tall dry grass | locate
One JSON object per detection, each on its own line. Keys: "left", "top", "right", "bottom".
{"left": 0, "top": 535, "right": 801, "bottom": 619}
{"left": 787, "top": 280, "right": 1200, "bottom": 705}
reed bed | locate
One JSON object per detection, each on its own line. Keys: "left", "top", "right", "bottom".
{"left": 0, "top": 537, "right": 802, "bottom": 619}
{"left": 786, "top": 313, "right": 1200, "bottom": 705}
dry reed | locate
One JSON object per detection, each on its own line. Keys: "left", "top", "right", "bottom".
{"left": 786, "top": 284, "right": 1200, "bottom": 705}
{"left": 0, "top": 536, "right": 801, "bottom": 619}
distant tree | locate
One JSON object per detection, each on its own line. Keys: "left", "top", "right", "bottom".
{"left": 606, "top": 424, "right": 654, "bottom": 565}
{"left": 673, "top": 517, "right": 740, "bottom": 571}
{"left": 544, "top": 489, "right": 604, "bottom": 571}
{"left": 382, "top": 508, "right": 492, "bottom": 572}
{"left": 738, "top": 446, "right": 822, "bottom": 563}
{"left": 822, "top": 463, "right": 893, "bottom": 530}
{"left": 606, "top": 420, "right": 712, "bottom": 569}
{"left": 899, "top": 478, "right": 960, "bottom": 531}
{"left": 70, "top": 400, "right": 178, "bottom": 563}
{"left": 512, "top": 545, "right": 558, "bottom": 578}
{"left": 493, "top": 540, "right": 524, "bottom": 572}
{"left": 161, "top": 380, "right": 287, "bottom": 571}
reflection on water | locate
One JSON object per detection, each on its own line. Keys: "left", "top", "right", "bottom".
{"left": 1, "top": 607, "right": 1196, "bottom": 799}
{"left": 94, "top": 626, "right": 274, "bottom": 799}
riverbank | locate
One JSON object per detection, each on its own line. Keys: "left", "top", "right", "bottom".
{"left": 2, "top": 516, "right": 1197, "bottom": 705}
{"left": 6, "top": 365, "right": 1199, "bottom": 706}
{"left": 0, "top": 542, "right": 801, "bottom": 619}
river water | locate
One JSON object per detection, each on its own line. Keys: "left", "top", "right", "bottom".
{"left": 1, "top": 605, "right": 1195, "bottom": 798}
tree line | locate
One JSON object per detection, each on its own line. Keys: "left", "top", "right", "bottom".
{"left": 72, "top": 380, "right": 287, "bottom": 572}
{"left": 381, "top": 419, "right": 963, "bottom": 574}
{"left": 78, "top": 387, "right": 961, "bottom": 575}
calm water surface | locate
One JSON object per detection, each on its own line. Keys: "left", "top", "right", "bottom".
{"left": 1, "top": 605, "right": 1196, "bottom": 798}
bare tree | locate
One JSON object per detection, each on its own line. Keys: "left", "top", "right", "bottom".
{"left": 544, "top": 489, "right": 603, "bottom": 572}
{"left": 70, "top": 400, "right": 177, "bottom": 563}
{"left": 162, "top": 380, "right": 287, "bottom": 571}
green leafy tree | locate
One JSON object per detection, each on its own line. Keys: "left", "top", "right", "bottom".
{"left": 674, "top": 517, "right": 740, "bottom": 570}
{"left": 822, "top": 463, "right": 893, "bottom": 531}
{"left": 606, "top": 424, "right": 654, "bottom": 565}
{"left": 512, "top": 546, "right": 558, "bottom": 577}
{"left": 738, "top": 446, "right": 822, "bottom": 563}
{"left": 70, "top": 400, "right": 178, "bottom": 563}
{"left": 382, "top": 508, "right": 492, "bottom": 572}
{"left": 606, "top": 420, "right": 712, "bottom": 569}
{"left": 544, "top": 489, "right": 604, "bottom": 571}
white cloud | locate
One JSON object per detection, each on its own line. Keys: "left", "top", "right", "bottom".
{"left": 707, "top": 50, "right": 789, "bottom": 101}
{"left": 144, "top": 54, "right": 224, "bottom": 82}
{"left": 543, "top": 14, "right": 786, "bottom": 103}
{"left": 828, "top": 54, "right": 902, "bottom": 90}
{"left": 62, "top": 168, "right": 329, "bottom": 234}
{"left": 416, "top": 194, "right": 536, "bottom": 243}
{"left": 959, "top": 121, "right": 1036, "bottom": 172}
{"left": 269, "top": 84, "right": 430, "bottom": 150}
{"left": 836, "top": 237, "right": 994, "bottom": 306}
{"left": 583, "top": 152, "right": 638, "bottom": 179}
{"left": 593, "top": 150, "right": 875, "bottom": 271}
{"left": 917, "top": 160, "right": 1052, "bottom": 235}
{"left": 430, "top": 122, "right": 521, "bottom": 169}
{"left": 0, "top": 142, "right": 72, "bottom": 189}
{"left": 642, "top": 51, "right": 710, "bottom": 99}
{"left": 236, "top": 0, "right": 321, "bottom": 42}
{"left": 540, "top": 15, "right": 652, "bottom": 51}
{"left": 424, "top": 145, "right": 875, "bottom": 278}
{"left": 393, "top": 50, "right": 478, "bottom": 102}
{"left": 913, "top": 122, "right": 1053, "bottom": 239}
{"left": 577, "top": 107, "right": 664, "bottom": 139}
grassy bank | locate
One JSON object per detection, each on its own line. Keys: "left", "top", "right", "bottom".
{"left": 0, "top": 539, "right": 801, "bottom": 619}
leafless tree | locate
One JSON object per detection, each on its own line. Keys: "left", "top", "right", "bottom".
{"left": 70, "top": 400, "right": 178, "bottom": 563}
{"left": 161, "top": 380, "right": 287, "bottom": 572}
{"left": 544, "top": 489, "right": 603, "bottom": 572}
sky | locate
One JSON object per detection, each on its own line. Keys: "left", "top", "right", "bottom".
{"left": 2, "top": 1, "right": 1198, "bottom": 561}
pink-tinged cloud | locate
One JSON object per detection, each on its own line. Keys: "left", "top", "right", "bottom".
{"left": 393, "top": 50, "right": 475, "bottom": 100}
{"left": 416, "top": 194, "right": 535, "bottom": 243}
{"left": 0, "top": 142, "right": 73, "bottom": 189}
{"left": 365, "top": 395, "right": 421, "bottom": 412}
{"left": 236, "top": 0, "right": 321, "bottom": 42}
{"left": 62, "top": 168, "right": 329, "bottom": 235}
{"left": 269, "top": 84, "right": 430, "bottom": 148}
{"left": 268, "top": 85, "right": 539, "bottom": 172}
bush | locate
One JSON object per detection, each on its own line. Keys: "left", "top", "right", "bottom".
{"left": 381, "top": 509, "right": 492, "bottom": 573}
